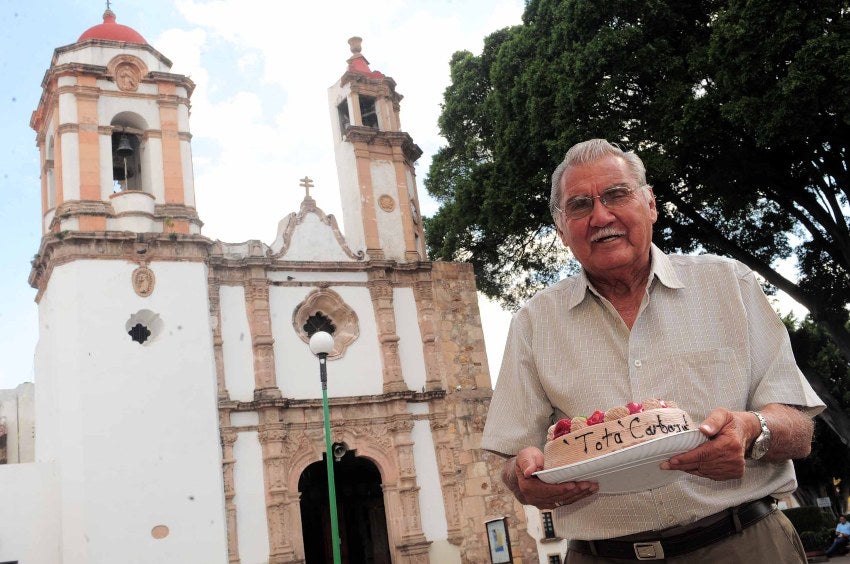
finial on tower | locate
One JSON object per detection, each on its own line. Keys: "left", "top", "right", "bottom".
{"left": 348, "top": 36, "right": 362, "bottom": 55}
{"left": 345, "top": 36, "right": 384, "bottom": 78}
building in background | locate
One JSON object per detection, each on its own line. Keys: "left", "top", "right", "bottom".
{"left": 0, "top": 10, "right": 547, "bottom": 563}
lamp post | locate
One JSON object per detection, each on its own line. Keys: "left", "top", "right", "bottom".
{"left": 308, "top": 331, "right": 342, "bottom": 564}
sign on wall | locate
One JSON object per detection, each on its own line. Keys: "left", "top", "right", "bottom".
{"left": 485, "top": 517, "right": 512, "bottom": 564}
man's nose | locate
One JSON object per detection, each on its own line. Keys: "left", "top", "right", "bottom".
{"left": 587, "top": 196, "right": 615, "bottom": 225}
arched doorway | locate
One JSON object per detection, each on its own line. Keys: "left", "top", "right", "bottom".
{"left": 299, "top": 449, "right": 392, "bottom": 563}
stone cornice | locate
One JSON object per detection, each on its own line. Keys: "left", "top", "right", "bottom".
{"left": 29, "top": 231, "right": 213, "bottom": 300}
{"left": 344, "top": 126, "right": 422, "bottom": 162}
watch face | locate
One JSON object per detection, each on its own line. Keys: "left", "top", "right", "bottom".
{"left": 752, "top": 437, "right": 769, "bottom": 460}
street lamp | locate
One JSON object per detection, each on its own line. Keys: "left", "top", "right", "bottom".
{"left": 308, "top": 331, "right": 342, "bottom": 564}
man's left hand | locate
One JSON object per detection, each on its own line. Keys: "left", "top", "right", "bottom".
{"left": 660, "top": 408, "right": 757, "bottom": 480}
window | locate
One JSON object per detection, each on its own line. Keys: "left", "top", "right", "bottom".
{"left": 303, "top": 311, "right": 336, "bottom": 337}
{"left": 111, "top": 131, "right": 141, "bottom": 191}
{"left": 337, "top": 101, "right": 350, "bottom": 137}
{"left": 542, "top": 511, "right": 557, "bottom": 539}
{"left": 547, "top": 555, "right": 562, "bottom": 564}
{"left": 359, "top": 95, "right": 378, "bottom": 128}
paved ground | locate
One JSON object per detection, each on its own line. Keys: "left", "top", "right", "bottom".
{"left": 816, "top": 553, "right": 850, "bottom": 562}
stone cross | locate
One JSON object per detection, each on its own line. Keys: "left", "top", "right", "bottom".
{"left": 299, "top": 176, "right": 314, "bottom": 198}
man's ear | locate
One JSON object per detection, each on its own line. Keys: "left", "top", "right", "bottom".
{"left": 646, "top": 186, "right": 658, "bottom": 223}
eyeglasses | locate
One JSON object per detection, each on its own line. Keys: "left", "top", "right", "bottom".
{"left": 555, "top": 185, "right": 639, "bottom": 220}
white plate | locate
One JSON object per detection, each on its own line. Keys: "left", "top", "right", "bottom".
{"left": 533, "top": 430, "right": 707, "bottom": 493}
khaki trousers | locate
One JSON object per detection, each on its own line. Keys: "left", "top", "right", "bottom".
{"left": 565, "top": 510, "right": 806, "bottom": 564}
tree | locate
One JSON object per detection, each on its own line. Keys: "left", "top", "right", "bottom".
{"left": 787, "top": 316, "right": 850, "bottom": 514}
{"left": 425, "top": 0, "right": 850, "bottom": 362}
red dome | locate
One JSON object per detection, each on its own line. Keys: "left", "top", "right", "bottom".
{"left": 78, "top": 9, "right": 147, "bottom": 44}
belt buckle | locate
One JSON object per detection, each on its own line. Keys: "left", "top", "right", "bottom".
{"left": 633, "top": 541, "right": 665, "bottom": 560}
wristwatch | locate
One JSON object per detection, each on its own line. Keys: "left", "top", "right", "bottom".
{"left": 748, "top": 411, "right": 772, "bottom": 460}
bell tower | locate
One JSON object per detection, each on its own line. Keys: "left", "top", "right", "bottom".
{"left": 328, "top": 37, "right": 426, "bottom": 262}
{"left": 27, "top": 10, "right": 227, "bottom": 564}
{"left": 30, "top": 8, "right": 200, "bottom": 236}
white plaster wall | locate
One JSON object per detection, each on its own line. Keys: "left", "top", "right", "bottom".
{"left": 428, "top": 541, "right": 461, "bottom": 564}
{"left": 0, "top": 462, "right": 61, "bottom": 563}
{"left": 33, "top": 259, "right": 228, "bottom": 564}
{"left": 270, "top": 286, "right": 382, "bottom": 398}
{"left": 329, "top": 82, "right": 363, "bottom": 252}
{"left": 268, "top": 271, "right": 368, "bottom": 283}
{"left": 57, "top": 45, "right": 172, "bottom": 73}
{"left": 523, "top": 505, "right": 569, "bottom": 564}
{"left": 282, "top": 212, "right": 357, "bottom": 262}
{"left": 410, "top": 418, "right": 449, "bottom": 541}
{"left": 371, "top": 160, "right": 406, "bottom": 261}
{"left": 59, "top": 130, "right": 81, "bottom": 201}
{"left": 100, "top": 96, "right": 161, "bottom": 131}
{"left": 180, "top": 138, "right": 195, "bottom": 206}
{"left": 59, "top": 89, "right": 78, "bottom": 123}
{"left": 394, "top": 288, "right": 426, "bottom": 391}
{"left": 145, "top": 136, "right": 166, "bottom": 200}
{"left": 233, "top": 430, "right": 270, "bottom": 564}
{"left": 220, "top": 285, "right": 256, "bottom": 402}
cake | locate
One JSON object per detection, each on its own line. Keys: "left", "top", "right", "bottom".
{"left": 543, "top": 399, "right": 696, "bottom": 469}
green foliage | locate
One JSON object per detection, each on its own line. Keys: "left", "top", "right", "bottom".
{"left": 425, "top": 0, "right": 850, "bottom": 359}
{"left": 784, "top": 506, "right": 835, "bottom": 536}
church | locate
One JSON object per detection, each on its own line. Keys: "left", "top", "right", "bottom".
{"left": 0, "top": 9, "right": 563, "bottom": 564}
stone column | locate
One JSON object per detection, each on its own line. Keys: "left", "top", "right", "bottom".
{"left": 413, "top": 277, "right": 442, "bottom": 391}
{"left": 245, "top": 269, "right": 280, "bottom": 400}
{"left": 208, "top": 272, "right": 229, "bottom": 400}
{"left": 259, "top": 425, "right": 298, "bottom": 563}
{"left": 221, "top": 429, "right": 240, "bottom": 564}
{"left": 430, "top": 416, "right": 463, "bottom": 544}
{"left": 392, "top": 419, "right": 430, "bottom": 562}
{"left": 367, "top": 268, "right": 406, "bottom": 393}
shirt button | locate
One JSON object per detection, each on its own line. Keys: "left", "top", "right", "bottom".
{"left": 634, "top": 359, "right": 642, "bottom": 367}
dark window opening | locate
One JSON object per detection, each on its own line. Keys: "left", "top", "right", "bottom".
{"left": 303, "top": 312, "right": 336, "bottom": 337}
{"left": 547, "top": 555, "right": 562, "bottom": 564}
{"left": 359, "top": 95, "right": 378, "bottom": 129}
{"left": 338, "top": 101, "right": 351, "bottom": 137}
{"left": 129, "top": 323, "right": 151, "bottom": 344}
{"left": 112, "top": 132, "right": 141, "bottom": 191}
{"left": 542, "top": 511, "right": 557, "bottom": 539}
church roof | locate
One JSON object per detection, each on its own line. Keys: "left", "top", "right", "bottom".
{"left": 78, "top": 9, "right": 147, "bottom": 44}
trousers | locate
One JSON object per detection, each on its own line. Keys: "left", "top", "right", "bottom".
{"left": 565, "top": 510, "right": 805, "bottom": 563}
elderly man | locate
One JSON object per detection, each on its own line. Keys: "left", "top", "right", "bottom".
{"left": 481, "top": 139, "right": 824, "bottom": 563}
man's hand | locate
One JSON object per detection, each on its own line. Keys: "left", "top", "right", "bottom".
{"left": 501, "top": 446, "right": 598, "bottom": 510}
{"left": 660, "top": 408, "right": 755, "bottom": 480}
{"left": 661, "top": 403, "right": 814, "bottom": 480}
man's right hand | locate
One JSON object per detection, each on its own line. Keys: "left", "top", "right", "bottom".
{"left": 501, "top": 446, "right": 598, "bottom": 510}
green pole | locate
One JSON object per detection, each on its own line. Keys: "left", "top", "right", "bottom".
{"left": 319, "top": 354, "right": 342, "bottom": 564}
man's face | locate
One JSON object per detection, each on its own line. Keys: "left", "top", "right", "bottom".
{"left": 556, "top": 155, "right": 657, "bottom": 281}
{"left": 841, "top": 516, "right": 847, "bottom": 524}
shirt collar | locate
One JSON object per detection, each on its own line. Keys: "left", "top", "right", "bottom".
{"left": 566, "top": 244, "right": 684, "bottom": 309}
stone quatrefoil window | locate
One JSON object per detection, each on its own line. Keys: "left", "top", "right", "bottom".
{"left": 303, "top": 311, "right": 336, "bottom": 337}
{"left": 126, "top": 310, "right": 163, "bottom": 346}
{"left": 293, "top": 288, "right": 359, "bottom": 359}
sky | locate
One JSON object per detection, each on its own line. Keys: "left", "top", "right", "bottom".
{"left": 0, "top": 0, "right": 525, "bottom": 390}
{"left": 0, "top": 1, "right": 810, "bottom": 392}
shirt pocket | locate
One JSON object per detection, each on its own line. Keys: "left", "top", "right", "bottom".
{"left": 641, "top": 347, "right": 747, "bottom": 421}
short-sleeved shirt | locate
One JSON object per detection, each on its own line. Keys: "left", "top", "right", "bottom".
{"left": 837, "top": 521, "right": 850, "bottom": 535}
{"left": 481, "top": 245, "right": 824, "bottom": 540}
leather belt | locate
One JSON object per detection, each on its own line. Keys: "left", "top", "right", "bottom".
{"left": 567, "top": 496, "right": 777, "bottom": 560}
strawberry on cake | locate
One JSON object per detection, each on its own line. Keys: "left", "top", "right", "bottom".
{"left": 543, "top": 399, "right": 696, "bottom": 469}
